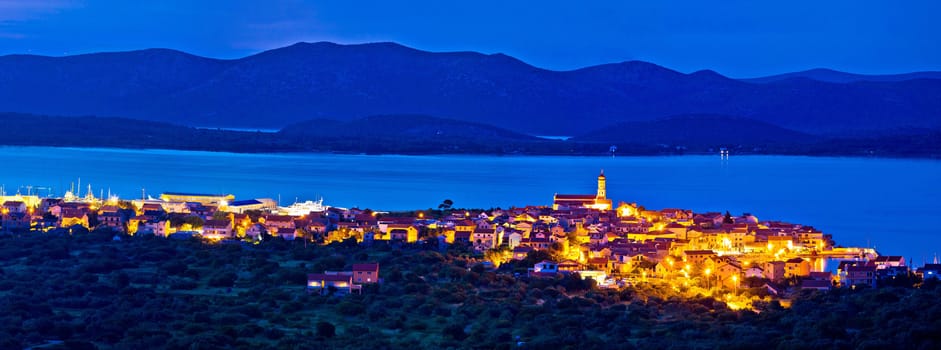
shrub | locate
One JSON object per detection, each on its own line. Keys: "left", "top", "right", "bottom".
{"left": 208, "top": 271, "right": 237, "bottom": 288}
{"left": 315, "top": 321, "right": 335, "bottom": 338}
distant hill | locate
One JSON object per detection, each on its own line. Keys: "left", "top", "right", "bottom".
{"left": 279, "top": 114, "right": 539, "bottom": 142}
{"left": 0, "top": 112, "right": 298, "bottom": 152}
{"left": 742, "top": 68, "right": 941, "bottom": 84}
{"left": 278, "top": 114, "right": 552, "bottom": 154}
{"left": 0, "top": 112, "right": 558, "bottom": 155}
{"left": 1, "top": 42, "right": 940, "bottom": 136}
{"left": 571, "top": 114, "right": 818, "bottom": 149}
{"left": 1, "top": 112, "right": 937, "bottom": 157}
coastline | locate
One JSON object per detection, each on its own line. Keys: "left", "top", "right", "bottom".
{"left": 1, "top": 143, "right": 938, "bottom": 160}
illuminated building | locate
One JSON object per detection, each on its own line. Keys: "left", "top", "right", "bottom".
{"left": 387, "top": 224, "right": 418, "bottom": 243}
{"left": 552, "top": 170, "right": 613, "bottom": 211}
{"left": 307, "top": 273, "right": 357, "bottom": 295}
{"left": 308, "top": 264, "right": 379, "bottom": 295}
{"left": 228, "top": 198, "right": 277, "bottom": 214}
{"left": 159, "top": 192, "right": 234, "bottom": 205}
{"left": 202, "top": 219, "right": 234, "bottom": 240}
{"left": 352, "top": 263, "right": 379, "bottom": 284}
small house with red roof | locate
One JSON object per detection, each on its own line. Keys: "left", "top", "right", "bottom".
{"left": 872, "top": 256, "right": 905, "bottom": 269}
{"left": 60, "top": 209, "right": 89, "bottom": 229}
{"left": 262, "top": 214, "right": 296, "bottom": 232}
{"left": 2, "top": 201, "right": 27, "bottom": 214}
{"left": 97, "top": 211, "right": 124, "bottom": 230}
{"left": 683, "top": 250, "right": 717, "bottom": 266}
{"left": 352, "top": 263, "right": 380, "bottom": 284}
{"left": 785, "top": 257, "right": 811, "bottom": 278}
{"left": 843, "top": 265, "right": 877, "bottom": 288}
{"left": 203, "top": 219, "right": 233, "bottom": 239}
{"left": 472, "top": 228, "right": 497, "bottom": 251}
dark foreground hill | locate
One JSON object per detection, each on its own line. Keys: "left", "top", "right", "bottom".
{"left": 2, "top": 42, "right": 940, "bottom": 136}
{"left": 1, "top": 229, "right": 939, "bottom": 349}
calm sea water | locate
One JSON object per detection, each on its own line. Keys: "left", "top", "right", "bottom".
{"left": 1, "top": 146, "right": 939, "bottom": 263}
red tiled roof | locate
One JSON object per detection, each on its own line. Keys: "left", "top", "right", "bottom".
{"left": 266, "top": 215, "right": 293, "bottom": 222}
{"left": 554, "top": 194, "right": 596, "bottom": 200}
{"left": 874, "top": 256, "right": 904, "bottom": 262}
{"left": 352, "top": 263, "right": 379, "bottom": 272}
{"left": 307, "top": 274, "right": 353, "bottom": 282}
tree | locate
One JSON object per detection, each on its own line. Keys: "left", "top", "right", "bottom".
{"left": 212, "top": 211, "right": 228, "bottom": 221}
{"left": 243, "top": 209, "right": 264, "bottom": 222}
{"left": 111, "top": 271, "right": 130, "bottom": 289}
{"left": 723, "top": 211, "right": 734, "bottom": 224}
{"left": 438, "top": 199, "right": 454, "bottom": 210}
{"left": 208, "top": 271, "right": 237, "bottom": 287}
{"left": 443, "top": 323, "right": 467, "bottom": 340}
{"left": 438, "top": 199, "right": 454, "bottom": 217}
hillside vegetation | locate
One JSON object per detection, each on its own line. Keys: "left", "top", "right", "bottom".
{"left": 1, "top": 229, "right": 939, "bottom": 349}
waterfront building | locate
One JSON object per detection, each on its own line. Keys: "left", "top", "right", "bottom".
{"left": 227, "top": 198, "right": 277, "bottom": 213}
{"left": 553, "top": 170, "right": 613, "bottom": 211}
{"left": 159, "top": 192, "right": 234, "bottom": 205}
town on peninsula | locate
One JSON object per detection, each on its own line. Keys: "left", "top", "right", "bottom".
{"left": 0, "top": 171, "right": 937, "bottom": 348}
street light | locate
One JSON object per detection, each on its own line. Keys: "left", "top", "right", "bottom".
{"left": 704, "top": 268, "right": 712, "bottom": 289}
{"left": 731, "top": 275, "right": 739, "bottom": 294}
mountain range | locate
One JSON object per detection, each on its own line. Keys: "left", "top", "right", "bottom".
{"left": 1, "top": 41, "right": 939, "bottom": 138}
{"left": 741, "top": 68, "right": 941, "bottom": 84}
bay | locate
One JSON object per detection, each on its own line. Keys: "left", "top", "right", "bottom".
{"left": 1, "top": 146, "right": 939, "bottom": 263}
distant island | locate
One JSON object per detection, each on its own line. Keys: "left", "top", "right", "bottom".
{"left": 1, "top": 112, "right": 938, "bottom": 158}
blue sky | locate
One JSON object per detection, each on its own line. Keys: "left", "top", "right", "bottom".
{"left": 0, "top": 0, "right": 938, "bottom": 77}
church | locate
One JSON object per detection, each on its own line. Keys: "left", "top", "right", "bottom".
{"left": 552, "top": 170, "right": 613, "bottom": 211}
